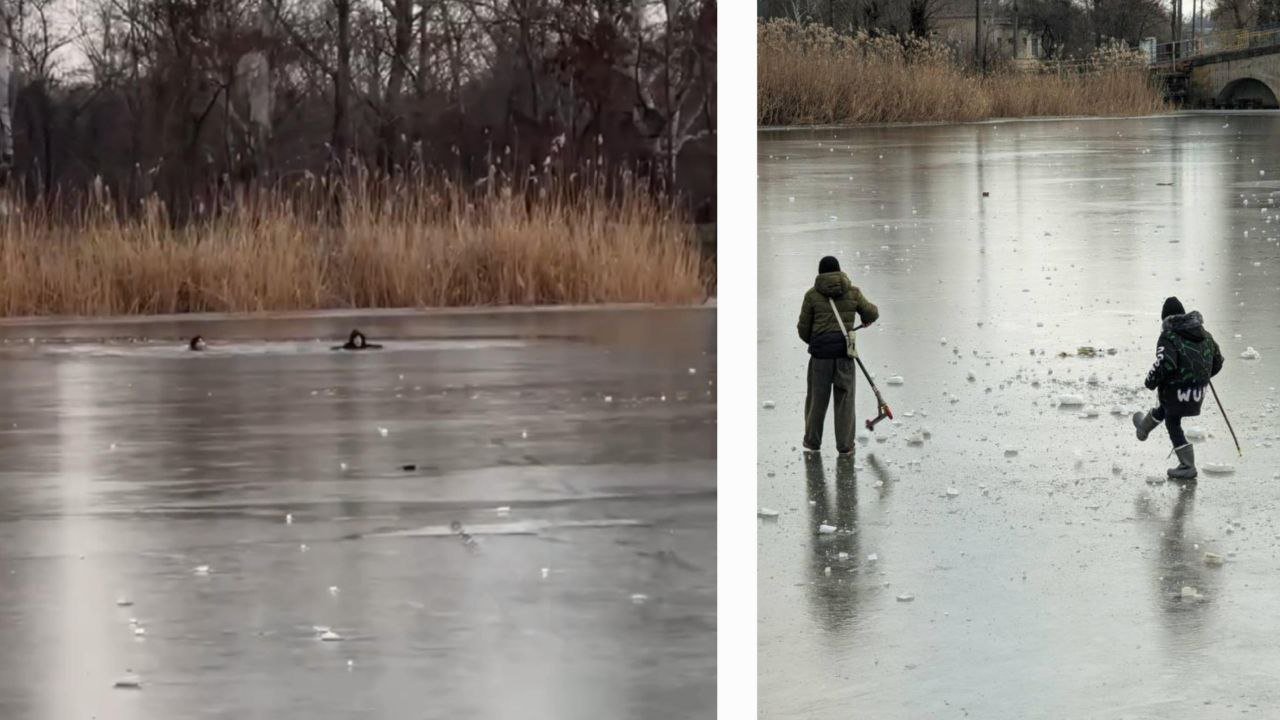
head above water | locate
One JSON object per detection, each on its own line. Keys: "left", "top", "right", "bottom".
{"left": 818, "top": 256, "right": 841, "bottom": 274}
{"left": 348, "top": 329, "right": 366, "bottom": 348}
{"left": 189, "top": 335, "right": 206, "bottom": 351}
{"left": 1162, "top": 296, "right": 1186, "bottom": 320}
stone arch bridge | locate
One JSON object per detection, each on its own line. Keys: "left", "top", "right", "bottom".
{"left": 1153, "top": 28, "right": 1280, "bottom": 108}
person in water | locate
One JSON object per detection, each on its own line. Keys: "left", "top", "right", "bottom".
{"left": 334, "top": 329, "right": 383, "bottom": 351}
{"left": 796, "top": 256, "right": 879, "bottom": 456}
{"left": 1132, "top": 296, "right": 1224, "bottom": 481}
{"left": 189, "top": 335, "right": 207, "bottom": 351}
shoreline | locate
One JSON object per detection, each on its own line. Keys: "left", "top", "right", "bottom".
{"left": 0, "top": 302, "right": 716, "bottom": 342}
{"left": 754, "top": 109, "right": 1262, "bottom": 133}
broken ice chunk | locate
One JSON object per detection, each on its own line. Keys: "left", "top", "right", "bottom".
{"left": 867, "top": 553, "right": 879, "bottom": 563}
{"left": 1204, "top": 552, "right": 1225, "bottom": 567}
{"left": 886, "top": 376, "right": 905, "bottom": 385}
{"left": 945, "top": 487, "right": 960, "bottom": 498}
{"left": 1058, "top": 395, "right": 1085, "bottom": 407}
{"left": 757, "top": 508, "right": 780, "bottom": 519}
{"left": 817, "top": 524, "right": 837, "bottom": 534}
{"left": 1003, "top": 448, "right": 1019, "bottom": 458}
{"left": 906, "top": 432, "right": 925, "bottom": 446}
{"left": 896, "top": 594, "right": 915, "bottom": 602}
{"left": 319, "top": 630, "right": 343, "bottom": 641}
{"left": 1110, "top": 405, "right": 1126, "bottom": 415}
{"left": 1180, "top": 586, "right": 1202, "bottom": 601}
{"left": 631, "top": 593, "right": 649, "bottom": 604}
{"left": 1184, "top": 427, "right": 1207, "bottom": 441}
{"left": 837, "top": 552, "right": 849, "bottom": 561}
{"left": 193, "top": 565, "right": 210, "bottom": 576}
{"left": 113, "top": 674, "right": 142, "bottom": 690}
{"left": 1241, "top": 347, "right": 1261, "bottom": 360}
{"left": 1203, "top": 464, "right": 1236, "bottom": 475}
{"left": 377, "top": 427, "right": 389, "bottom": 437}
{"left": 116, "top": 597, "right": 133, "bottom": 607}
{"left": 762, "top": 400, "right": 776, "bottom": 409}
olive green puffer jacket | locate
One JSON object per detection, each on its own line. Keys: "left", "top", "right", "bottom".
{"left": 797, "top": 271, "right": 879, "bottom": 359}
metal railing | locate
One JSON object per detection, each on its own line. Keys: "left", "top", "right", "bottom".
{"left": 1152, "top": 24, "right": 1280, "bottom": 65}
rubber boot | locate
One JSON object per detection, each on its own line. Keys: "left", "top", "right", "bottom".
{"left": 1132, "top": 411, "right": 1160, "bottom": 441}
{"left": 1167, "top": 444, "right": 1197, "bottom": 481}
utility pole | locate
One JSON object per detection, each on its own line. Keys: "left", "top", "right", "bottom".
{"left": 1013, "top": 0, "right": 1020, "bottom": 60}
{"left": 975, "top": 0, "right": 983, "bottom": 70}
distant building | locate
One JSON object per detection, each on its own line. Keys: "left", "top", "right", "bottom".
{"left": 933, "top": 4, "right": 1047, "bottom": 61}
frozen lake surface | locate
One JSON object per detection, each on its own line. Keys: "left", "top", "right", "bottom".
{"left": 759, "top": 114, "right": 1280, "bottom": 719}
{"left": 0, "top": 307, "right": 715, "bottom": 720}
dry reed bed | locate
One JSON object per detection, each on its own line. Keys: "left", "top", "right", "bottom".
{"left": 0, "top": 180, "right": 709, "bottom": 317}
{"left": 759, "top": 20, "right": 1168, "bottom": 126}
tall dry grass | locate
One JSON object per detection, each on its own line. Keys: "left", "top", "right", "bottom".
{"left": 0, "top": 172, "right": 709, "bottom": 317}
{"left": 758, "top": 20, "right": 1168, "bottom": 126}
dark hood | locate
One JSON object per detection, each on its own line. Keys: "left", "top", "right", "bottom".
{"left": 814, "top": 271, "right": 851, "bottom": 298}
{"left": 1164, "top": 311, "right": 1206, "bottom": 341}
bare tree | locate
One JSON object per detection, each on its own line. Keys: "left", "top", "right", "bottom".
{"left": 0, "top": 1, "right": 14, "bottom": 180}
{"left": 631, "top": 0, "right": 713, "bottom": 189}
{"left": 0, "top": 0, "right": 715, "bottom": 217}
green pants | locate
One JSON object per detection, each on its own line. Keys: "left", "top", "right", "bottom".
{"left": 804, "top": 357, "right": 856, "bottom": 452}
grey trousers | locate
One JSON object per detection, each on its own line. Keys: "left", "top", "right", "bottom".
{"left": 803, "top": 357, "right": 856, "bottom": 452}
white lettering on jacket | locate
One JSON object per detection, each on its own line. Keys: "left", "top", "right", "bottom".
{"left": 1176, "top": 387, "right": 1204, "bottom": 403}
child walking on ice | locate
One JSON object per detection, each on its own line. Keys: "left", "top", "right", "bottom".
{"left": 1132, "top": 297, "right": 1224, "bottom": 481}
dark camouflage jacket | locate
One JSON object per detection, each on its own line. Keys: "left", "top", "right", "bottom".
{"left": 1144, "top": 311, "right": 1224, "bottom": 416}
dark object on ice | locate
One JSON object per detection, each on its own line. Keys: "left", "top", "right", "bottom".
{"left": 334, "top": 329, "right": 383, "bottom": 351}
{"left": 401, "top": 464, "right": 417, "bottom": 472}
{"left": 189, "top": 335, "right": 207, "bottom": 351}
{"left": 982, "top": 191, "right": 990, "bottom": 197}
{"left": 449, "top": 520, "right": 479, "bottom": 551}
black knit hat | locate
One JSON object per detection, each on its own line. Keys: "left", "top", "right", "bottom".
{"left": 1162, "top": 296, "right": 1185, "bottom": 319}
{"left": 818, "top": 256, "right": 840, "bottom": 274}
